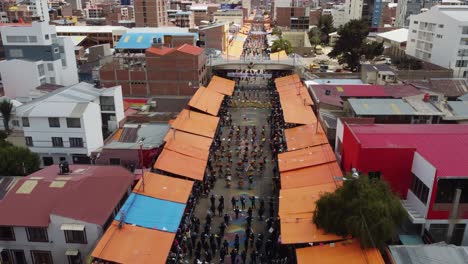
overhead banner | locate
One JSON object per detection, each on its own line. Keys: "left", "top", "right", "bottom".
{"left": 227, "top": 73, "right": 273, "bottom": 78}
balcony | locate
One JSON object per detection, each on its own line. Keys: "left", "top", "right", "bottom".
{"left": 401, "top": 200, "right": 426, "bottom": 224}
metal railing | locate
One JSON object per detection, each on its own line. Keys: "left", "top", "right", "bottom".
{"left": 208, "top": 54, "right": 306, "bottom": 67}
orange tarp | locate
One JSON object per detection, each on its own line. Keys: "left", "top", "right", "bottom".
{"left": 281, "top": 162, "right": 343, "bottom": 189}
{"left": 163, "top": 129, "right": 212, "bottom": 151}
{"left": 296, "top": 240, "right": 385, "bottom": 264}
{"left": 133, "top": 172, "right": 194, "bottom": 203}
{"left": 276, "top": 82, "right": 304, "bottom": 93}
{"left": 270, "top": 50, "right": 289, "bottom": 60}
{"left": 281, "top": 101, "right": 316, "bottom": 125}
{"left": 113, "top": 128, "right": 123, "bottom": 141}
{"left": 188, "top": 86, "right": 225, "bottom": 116}
{"left": 154, "top": 149, "right": 207, "bottom": 181}
{"left": 164, "top": 136, "right": 210, "bottom": 161}
{"left": 280, "top": 213, "right": 344, "bottom": 244}
{"left": 92, "top": 221, "right": 175, "bottom": 264}
{"left": 207, "top": 76, "right": 235, "bottom": 96}
{"left": 279, "top": 183, "right": 337, "bottom": 217}
{"left": 275, "top": 74, "right": 301, "bottom": 87}
{"left": 278, "top": 144, "right": 337, "bottom": 172}
{"left": 278, "top": 85, "right": 314, "bottom": 106}
{"left": 285, "top": 124, "right": 328, "bottom": 151}
{"left": 171, "top": 109, "right": 220, "bottom": 138}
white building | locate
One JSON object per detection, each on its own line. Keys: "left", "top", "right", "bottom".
{"left": 242, "top": 0, "right": 251, "bottom": 15}
{"left": 213, "top": 9, "right": 244, "bottom": 26}
{"left": 329, "top": 5, "right": 347, "bottom": 28}
{"left": 406, "top": 6, "right": 468, "bottom": 78}
{"left": 344, "top": 0, "right": 363, "bottom": 21}
{"left": 14, "top": 82, "right": 124, "bottom": 166}
{"left": 0, "top": 22, "right": 79, "bottom": 99}
{"left": 26, "top": 0, "right": 50, "bottom": 22}
{"left": 0, "top": 164, "right": 133, "bottom": 264}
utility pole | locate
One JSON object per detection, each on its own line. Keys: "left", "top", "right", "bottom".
{"left": 446, "top": 188, "right": 462, "bottom": 244}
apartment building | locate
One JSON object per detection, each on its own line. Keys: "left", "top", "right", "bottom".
{"left": 0, "top": 164, "right": 133, "bottom": 264}
{"left": 213, "top": 9, "right": 244, "bottom": 26}
{"left": 134, "top": 0, "right": 168, "bottom": 27}
{"left": 174, "top": 11, "right": 194, "bottom": 28}
{"left": 190, "top": 4, "right": 219, "bottom": 26}
{"left": 396, "top": 0, "right": 438, "bottom": 27}
{"left": 0, "top": 22, "right": 78, "bottom": 99}
{"left": 199, "top": 22, "right": 229, "bottom": 52}
{"left": 406, "top": 6, "right": 468, "bottom": 78}
{"left": 14, "top": 82, "right": 124, "bottom": 166}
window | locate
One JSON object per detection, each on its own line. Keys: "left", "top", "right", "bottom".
{"left": 40, "top": 78, "right": 46, "bottom": 85}
{"left": 9, "top": 49, "right": 23, "bottom": 57}
{"left": 413, "top": 20, "right": 418, "bottom": 24}
{"left": 109, "top": 158, "right": 121, "bottom": 165}
{"left": 1, "top": 250, "right": 12, "bottom": 264}
{"left": 26, "top": 227, "right": 48, "bottom": 242}
{"left": 436, "top": 34, "right": 443, "bottom": 39}
{"left": 31, "top": 250, "right": 53, "bottom": 264}
{"left": 6, "top": 35, "right": 28, "bottom": 42}
{"left": 28, "top": 36, "right": 37, "bottom": 42}
{"left": 25, "top": 136, "right": 33, "bottom": 146}
{"left": 410, "top": 173, "right": 429, "bottom": 205}
{"left": 0, "top": 226, "right": 15, "bottom": 241}
{"left": 458, "top": 49, "right": 468, "bottom": 56}
{"left": 463, "top": 26, "right": 468, "bottom": 35}
{"left": 412, "top": 30, "right": 416, "bottom": 33}
{"left": 64, "top": 229, "right": 87, "bottom": 244}
{"left": 49, "top": 77, "right": 55, "bottom": 84}
{"left": 435, "top": 178, "right": 468, "bottom": 203}
{"left": 22, "top": 117, "right": 30, "bottom": 127}
{"left": 66, "top": 118, "right": 81, "bottom": 128}
{"left": 11, "top": 250, "right": 27, "bottom": 264}
{"left": 69, "top": 138, "right": 84, "bottom": 148}
{"left": 456, "top": 60, "right": 468, "bottom": 67}
{"left": 54, "top": 47, "right": 59, "bottom": 53}
{"left": 52, "top": 137, "right": 63, "bottom": 147}
{"left": 47, "top": 63, "right": 54, "bottom": 71}
{"left": 42, "top": 157, "right": 54, "bottom": 166}
{"left": 48, "top": 117, "right": 60, "bottom": 127}
{"left": 461, "top": 38, "right": 468, "bottom": 45}
{"left": 44, "top": 34, "right": 49, "bottom": 40}
{"left": 68, "top": 252, "right": 82, "bottom": 264}
{"left": 438, "top": 24, "right": 444, "bottom": 28}
{"left": 37, "top": 64, "right": 45, "bottom": 76}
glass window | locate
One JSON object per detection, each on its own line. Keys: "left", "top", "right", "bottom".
{"left": 48, "top": 117, "right": 60, "bottom": 127}
{"left": 22, "top": 117, "right": 29, "bottom": 127}
{"left": 44, "top": 34, "right": 49, "bottom": 40}
{"left": 69, "top": 138, "right": 84, "bottom": 148}
{"left": 52, "top": 137, "right": 63, "bottom": 147}
{"left": 410, "top": 173, "right": 429, "bottom": 205}
{"left": 438, "top": 24, "right": 444, "bottom": 28}
{"left": 461, "top": 38, "right": 468, "bottom": 45}
{"left": 26, "top": 227, "right": 48, "bottom": 242}
{"left": 0, "top": 226, "right": 15, "bottom": 241}
{"left": 64, "top": 229, "right": 87, "bottom": 244}
{"left": 9, "top": 49, "right": 23, "bottom": 57}
{"left": 463, "top": 26, "right": 468, "bottom": 35}
{"left": 31, "top": 250, "right": 53, "bottom": 264}
{"left": 28, "top": 36, "right": 37, "bottom": 42}
{"left": 66, "top": 118, "right": 81, "bottom": 128}
{"left": 6, "top": 36, "right": 28, "bottom": 42}
{"left": 11, "top": 250, "right": 27, "bottom": 264}
{"left": 109, "top": 158, "right": 121, "bottom": 165}
{"left": 25, "top": 136, "right": 33, "bottom": 146}
{"left": 47, "top": 63, "right": 54, "bottom": 71}
{"left": 37, "top": 64, "right": 45, "bottom": 76}
{"left": 68, "top": 252, "right": 82, "bottom": 264}
{"left": 456, "top": 60, "right": 468, "bottom": 67}
{"left": 435, "top": 179, "right": 468, "bottom": 203}
{"left": 49, "top": 77, "right": 55, "bottom": 84}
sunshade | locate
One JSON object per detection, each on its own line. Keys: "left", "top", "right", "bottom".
{"left": 280, "top": 162, "right": 342, "bottom": 190}
{"left": 284, "top": 124, "right": 328, "bottom": 151}
{"left": 133, "top": 172, "right": 194, "bottom": 203}
{"left": 279, "top": 183, "right": 337, "bottom": 217}
{"left": 171, "top": 109, "right": 220, "bottom": 138}
{"left": 188, "top": 86, "right": 225, "bottom": 116}
{"left": 280, "top": 213, "right": 344, "bottom": 244}
{"left": 278, "top": 144, "right": 337, "bottom": 172}
{"left": 207, "top": 76, "right": 235, "bottom": 96}
{"left": 154, "top": 148, "right": 207, "bottom": 181}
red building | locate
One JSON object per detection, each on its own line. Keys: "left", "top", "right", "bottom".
{"left": 337, "top": 123, "right": 468, "bottom": 245}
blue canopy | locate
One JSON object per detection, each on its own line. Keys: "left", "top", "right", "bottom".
{"left": 115, "top": 32, "right": 199, "bottom": 50}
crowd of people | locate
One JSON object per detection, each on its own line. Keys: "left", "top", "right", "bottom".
{"left": 241, "top": 24, "right": 269, "bottom": 60}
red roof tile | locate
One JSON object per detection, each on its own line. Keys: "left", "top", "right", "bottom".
{"left": 177, "top": 44, "right": 203, "bottom": 56}
{"left": 348, "top": 124, "right": 468, "bottom": 177}
{"left": 0, "top": 165, "right": 134, "bottom": 227}
{"left": 146, "top": 46, "right": 176, "bottom": 56}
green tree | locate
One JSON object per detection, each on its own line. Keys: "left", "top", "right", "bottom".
{"left": 313, "top": 176, "right": 406, "bottom": 249}
{"left": 271, "top": 37, "right": 293, "bottom": 54}
{"left": 0, "top": 99, "right": 13, "bottom": 133}
{"left": 362, "top": 41, "right": 385, "bottom": 61}
{"left": 328, "top": 19, "right": 370, "bottom": 71}
{"left": 318, "top": 15, "right": 335, "bottom": 43}
{"left": 308, "top": 27, "right": 321, "bottom": 48}
{"left": 272, "top": 27, "right": 282, "bottom": 37}
{"left": 0, "top": 144, "right": 40, "bottom": 176}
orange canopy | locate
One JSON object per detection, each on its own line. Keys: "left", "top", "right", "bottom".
{"left": 276, "top": 82, "right": 304, "bottom": 93}
{"left": 278, "top": 144, "right": 337, "bottom": 172}
{"left": 280, "top": 213, "right": 344, "bottom": 244}
{"left": 188, "top": 86, "right": 225, "bottom": 116}
{"left": 275, "top": 74, "right": 301, "bottom": 87}
{"left": 207, "top": 76, "right": 235, "bottom": 96}
{"left": 281, "top": 162, "right": 343, "bottom": 189}
{"left": 92, "top": 221, "right": 175, "bottom": 264}
{"left": 296, "top": 240, "right": 385, "bottom": 264}
{"left": 279, "top": 183, "right": 337, "bottom": 217}
{"left": 133, "top": 172, "right": 194, "bottom": 203}
{"left": 154, "top": 148, "right": 207, "bottom": 181}
{"left": 171, "top": 109, "right": 220, "bottom": 138}
{"left": 164, "top": 129, "right": 212, "bottom": 151}
{"left": 280, "top": 101, "right": 316, "bottom": 125}
{"left": 278, "top": 85, "right": 314, "bottom": 106}
{"left": 164, "top": 136, "right": 210, "bottom": 161}
{"left": 284, "top": 124, "right": 328, "bottom": 151}
{"left": 270, "top": 50, "right": 289, "bottom": 60}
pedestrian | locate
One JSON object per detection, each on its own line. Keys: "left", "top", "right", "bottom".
{"left": 217, "top": 203, "right": 224, "bottom": 217}
{"left": 250, "top": 250, "right": 257, "bottom": 264}
{"left": 210, "top": 238, "right": 217, "bottom": 256}
{"left": 258, "top": 206, "right": 264, "bottom": 220}
{"left": 250, "top": 196, "right": 256, "bottom": 209}
{"left": 234, "top": 206, "right": 240, "bottom": 219}
{"left": 230, "top": 249, "right": 238, "bottom": 264}
{"left": 219, "top": 222, "right": 227, "bottom": 237}
{"left": 224, "top": 213, "right": 230, "bottom": 225}
{"left": 234, "top": 234, "right": 240, "bottom": 251}
{"left": 241, "top": 250, "right": 247, "bottom": 263}
{"left": 210, "top": 203, "right": 216, "bottom": 214}
{"left": 206, "top": 214, "right": 212, "bottom": 225}
{"left": 260, "top": 199, "right": 265, "bottom": 209}
{"left": 220, "top": 246, "right": 227, "bottom": 263}
{"left": 247, "top": 207, "right": 253, "bottom": 218}
{"left": 269, "top": 206, "right": 275, "bottom": 218}
{"left": 203, "top": 240, "right": 210, "bottom": 252}
{"left": 240, "top": 196, "right": 246, "bottom": 210}
{"left": 205, "top": 250, "right": 212, "bottom": 263}
{"left": 219, "top": 195, "right": 225, "bottom": 208}
{"left": 210, "top": 194, "right": 215, "bottom": 207}
{"left": 231, "top": 196, "right": 237, "bottom": 208}
{"left": 223, "top": 239, "right": 229, "bottom": 251}
{"left": 246, "top": 215, "right": 252, "bottom": 227}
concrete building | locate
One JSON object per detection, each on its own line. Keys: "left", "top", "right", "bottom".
{"left": 213, "top": 9, "right": 244, "bottom": 26}
{"left": 323, "top": 5, "right": 347, "bottom": 28}
{"left": 0, "top": 164, "right": 133, "bottom": 264}
{"left": 55, "top": 25, "right": 128, "bottom": 48}
{"left": 14, "top": 82, "right": 124, "bottom": 166}
{"left": 406, "top": 6, "right": 468, "bottom": 78}
{"left": 174, "top": 11, "right": 194, "bottom": 28}
{"left": 375, "top": 28, "right": 409, "bottom": 58}
{"left": 134, "top": 0, "right": 168, "bottom": 27}
{"left": 242, "top": 0, "right": 252, "bottom": 15}
{"left": 0, "top": 22, "right": 79, "bottom": 99}
{"left": 199, "top": 22, "right": 229, "bottom": 52}
{"left": 337, "top": 123, "right": 468, "bottom": 245}
{"left": 276, "top": 7, "right": 310, "bottom": 29}
{"left": 396, "top": 0, "right": 438, "bottom": 27}
{"left": 344, "top": 0, "right": 363, "bottom": 21}
{"left": 26, "top": 0, "right": 50, "bottom": 23}
{"left": 189, "top": 4, "right": 219, "bottom": 26}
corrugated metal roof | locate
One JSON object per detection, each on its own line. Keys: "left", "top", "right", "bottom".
{"left": 348, "top": 98, "right": 416, "bottom": 115}
{"left": 115, "top": 32, "right": 198, "bottom": 50}
{"left": 448, "top": 101, "right": 468, "bottom": 116}
{"left": 389, "top": 244, "right": 468, "bottom": 264}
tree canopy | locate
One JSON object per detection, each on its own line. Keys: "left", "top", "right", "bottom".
{"left": 271, "top": 37, "right": 293, "bottom": 54}
{"left": 313, "top": 176, "right": 406, "bottom": 249}
{"left": 328, "top": 19, "right": 383, "bottom": 71}
{"left": 0, "top": 99, "right": 13, "bottom": 132}
{"left": 308, "top": 27, "right": 321, "bottom": 48}
{"left": 318, "top": 15, "right": 335, "bottom": 43}
{"left": 0, "top": 136, "right": 40, "bottom": 176}
{"left": 272, "top": 27, "right": 282, "bottom": 37}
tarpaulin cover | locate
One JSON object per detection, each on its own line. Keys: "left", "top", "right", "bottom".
{"left": 281, "top": 162, "right": 343, "bottom": 190}
{"left": 154, "top": 148, "right": 207, "bottom": 181}
{"left": 171, "top": 109, "right": 220, "bottom": 138}
{"left": 207, "top": 76, "right": 235, "bottom": 96}
{"left": 279, "top": 183, "right": 337, "bottom": 217}
{"left": 270, "top": 50, "right": 289, "bottom": 60}
{"left": 164, "top": 136, "right": 210, "bottom": 161}
{"left": 92, "top": 221, "right": 175, "bottom": 264}
{"left": 133, "top": 172, "right": 194, "bottom": 203}
{"left": 275, "top": 74, "right": 301, "bottom": 87}
{"left": 164, "top": 129, "right": 213, "bottom": 151}
{"left": 188, "top": 86, "right": 225, "bottom": 116}
{"left": 280, "top": 212, "right": 343, "bottom": 244}
{"left": 278, "top": 144, "right": 337, "bottom": 172}
{"left": 115, "top": 193, "right": 185, "bottom": 233}
{"left": 278, "top": 85, "right": 314, "bottom": 106}
{"left": 296, "top": 240, "right": 384, "bottom": 264}
{"left": 284, "top": 124, "right": 328, "bottom": 151}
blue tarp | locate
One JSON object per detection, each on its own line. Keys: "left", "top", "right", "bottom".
{"left": 115, "top": 32, "right": 199, "bottom": 50}
{"left": 115, "top": 193, "right": 185, "bottom": 233}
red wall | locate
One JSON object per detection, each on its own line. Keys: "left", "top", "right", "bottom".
{"left": 342, "top": 124, "right": 416, "bottom": 198}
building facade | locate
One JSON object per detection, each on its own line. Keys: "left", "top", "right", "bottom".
{"left": 134, "top": 0, "right": 168, "bottom": 27}
{"left": 406, "top": 6, "right": 468, "bottom": 78}
{"left": 395, "top": 0, "right": 437, "bottom": 27}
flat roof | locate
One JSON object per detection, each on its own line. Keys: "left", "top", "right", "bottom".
{"left": 448, "top": 101, "right": 468, "bottom": 117}
{"left": 348, "top": 98, "right": 416, "bottom": 115}
{"left": 116, "top": 32, "right": 198, "bottom": 49}
{"left": 389, "top": 244, "right": 468, "bottom": 264}
{"left": 105, "top": 123, "right": 169, "bottom": 150}
{"left": 56, "top": 25, "right": 127, "bottom": 33}
{"left": 348, "top": 124, "right": 468, "bottom": 177}
{"left": 376, "top": 28, "right": 409, "bottom": 43}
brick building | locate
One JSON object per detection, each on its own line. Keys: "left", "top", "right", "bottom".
{"left": 99, "top": 44, "right": 208, "bottom": 97}
{"left": 199, "top": 22, "right": 229, "bottom": 52}
{"left": 134, "top": 0, "right": 168, "bottom": 27}
{"left": 276, "top": 7, "right": 309, "bottom": 29}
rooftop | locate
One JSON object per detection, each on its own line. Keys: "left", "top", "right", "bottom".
{"left": 56, "top": 25, "right": 127, "bottom": 33}
{"left": 376, "top": 28, "right": 409, "bottom": 43}
{"left": 104, "top": 123, "right": 169, "bottom": 150}
{"left": 348, "top": 124, "right": 468, "bottom": 177}
{"left": 115, "top": 32, "right": 198, "bottom": 50}
{"left": 146, "top": 44, "right": 203, "bottom": 56}
{"left": 0, "top": 165, "right": 134, "bottom": 227}
{"left": 389, "top": 243, "right": 468, "bottom": 264}
{"left": 309, "top": 84, "right": 388, "bottom": 107}
{"left": 411, "top": 79, "right": 468, "bottom": 98}
{"left": 348, "top": 98, "right": 418, "bottom": 116}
